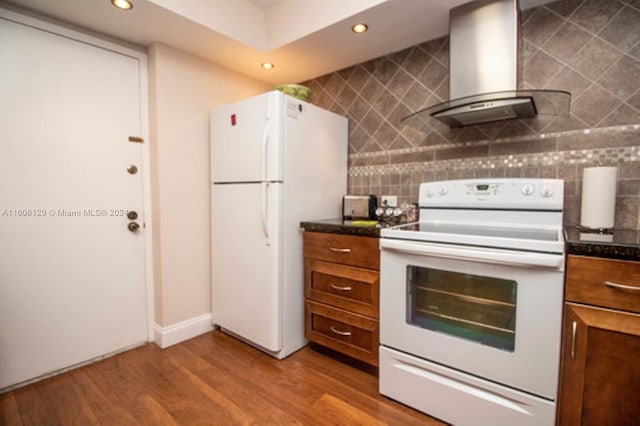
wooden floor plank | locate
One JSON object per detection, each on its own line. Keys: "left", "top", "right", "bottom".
{"left": 0, "top": 392, "right": 24, "bottom": 426}
{"left": 169, "top": 361, "right": 254, "bottom": 425}
{"left": 1, "top": 330, "right": 443, "bottom": 425}
{"left": 136, "top": 393, "right": 179, "bottom": 426}
{"left": 80, "top": 349, "right": 170, "bottom": 424}
{"left": 71, "top": 369, "right": 140, "bottom": 425}
{"left": 124, "top": 352, "right": 252, "bottom": 424}
{"left": 309, "top": 393, "right": 387, "bottom": 426}
{"left": 183, "top": 334, "right": 327, "bottom": 424}
{"left": 11, "top": 370, "right": 101, "bottom": 426}
{"left": 166, "top": 344, "right": 301, "bottom": 424}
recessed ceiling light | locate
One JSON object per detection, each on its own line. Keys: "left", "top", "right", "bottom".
{"left": 111, "top": 0, "right": 133, "bottom": 10}
{"left": 351, "top": 23, "right": 368, "bottom": 34}
{"left": 261, "top": 62, "right": 275, "bottom": 70}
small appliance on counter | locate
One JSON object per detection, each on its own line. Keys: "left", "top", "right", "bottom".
{"left": 342, "top": 194, "right": 377, "bottom": 220}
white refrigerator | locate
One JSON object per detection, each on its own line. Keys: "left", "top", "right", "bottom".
{"left": 210, "top": 90, "right": 348, "bottom": 359}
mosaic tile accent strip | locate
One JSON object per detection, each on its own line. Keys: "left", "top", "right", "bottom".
{"left": 348, "top": 145, "right": 640, "bottom": 177}
{"left": 348, "top": 124, "right": 640, "bottom": 165}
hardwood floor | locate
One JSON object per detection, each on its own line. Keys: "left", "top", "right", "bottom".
{"left": 1, "top": 330, "right": 445, "bottom": 425}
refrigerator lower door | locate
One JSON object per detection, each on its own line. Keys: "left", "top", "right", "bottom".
{"left": 211, "top": 182, "right": 282, "bottom": 352}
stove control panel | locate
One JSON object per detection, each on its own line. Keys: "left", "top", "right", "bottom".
{"left": 419, "top": 178, "right": 563, "bottom": 210}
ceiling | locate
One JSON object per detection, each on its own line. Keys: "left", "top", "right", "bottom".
{"left": 248, "top": 0, "right": 283, "bottom": 8}
{"left": 1, "top": 0, "right": 554, "bottom": 86}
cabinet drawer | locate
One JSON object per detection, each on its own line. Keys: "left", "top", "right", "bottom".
{"left": 304, "top": 232, "right": 379, "bottom": 270}
{"left": 305, "top": 259, "right": 379, "bottom": 318}
{"left": 566, "top": 255, "right": 640, "bottom": 313}
{"left": 305, "top": 300, "right": 379, "bottom": 366}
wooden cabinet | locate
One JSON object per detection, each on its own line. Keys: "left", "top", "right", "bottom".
{"left": 557, "top": 255, "right": 640, "bottom": 426}
{"left": 303, "top": 231, "right": 380, "bottom": 366}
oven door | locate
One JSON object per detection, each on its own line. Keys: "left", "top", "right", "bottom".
{"left": 380, "top": 238, "right": 564, "bottom": 400}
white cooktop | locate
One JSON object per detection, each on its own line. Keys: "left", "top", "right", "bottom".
{"left": 382, "top": 221, "right": 564, "bottom": 253}
{"left": 382, "top": 179, "right": 565, "bottom": 254}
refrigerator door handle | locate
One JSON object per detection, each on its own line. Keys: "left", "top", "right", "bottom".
{"left": 261, "top": 182, "right": 271, "bottom": 246}
{"left": 261, "top": 121, "right": 269, "bottom": 181}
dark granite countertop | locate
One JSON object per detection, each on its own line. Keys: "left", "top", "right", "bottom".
{"left": 301, "top": 220, "right": 640, "bottom": 262}
{"left": 300, "top": 218, "right": 388, "bottom": 238}
{"left": 564, "top": 227, "right": 640, "bottom": 262}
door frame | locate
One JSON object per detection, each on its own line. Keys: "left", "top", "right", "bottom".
{"left": 0, "top": 6, "right": 155, "bottom": 342}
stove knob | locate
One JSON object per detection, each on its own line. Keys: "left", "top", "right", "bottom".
{"left": 521, "top": 184, "right": 534, "bottom": 196}
{"left": 426, "top": 188, "right": 435, "bottom": 198}
{"left": 438, "top": 185, "right": 449, "bottom": 196}
{"left": 540, "top": 185, "right": 553, "bottom": 198}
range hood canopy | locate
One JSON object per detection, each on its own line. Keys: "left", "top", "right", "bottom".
{"left": 402, "top": 0, "right": 570, "bottom": 130}
{"left": 403, "top": 89, "right": 571, "bottom": 129}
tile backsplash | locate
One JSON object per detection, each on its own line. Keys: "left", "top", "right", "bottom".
{"left": 303, "top": 0, "right": 640, "bottom": 229}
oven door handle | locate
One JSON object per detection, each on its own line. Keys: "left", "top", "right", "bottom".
{"left": 380, "top": 239, "right": 563, "bottom": 269}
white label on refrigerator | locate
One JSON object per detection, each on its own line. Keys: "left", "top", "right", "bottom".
{"left": 286, "top": 102, "right": 299, "bottom": 119}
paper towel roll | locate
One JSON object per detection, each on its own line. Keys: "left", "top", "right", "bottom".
{"left": 580, "top": 166, "right": 617, "bottom": 229}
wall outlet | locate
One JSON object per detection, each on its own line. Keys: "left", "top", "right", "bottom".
{"left": 381, "top": 195, "right": 398, "bottom": 207}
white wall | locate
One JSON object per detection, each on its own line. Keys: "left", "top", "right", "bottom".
{"left": 148, "top": 43, "right": 270, "bottom": 330}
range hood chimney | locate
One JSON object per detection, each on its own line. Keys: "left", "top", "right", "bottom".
{"left": 402, "top": 0, "right": 570, "bottom": 130}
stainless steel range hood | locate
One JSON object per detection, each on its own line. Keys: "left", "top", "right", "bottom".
{"left": 402, "top": 0, "right": 570, "bottom": 130}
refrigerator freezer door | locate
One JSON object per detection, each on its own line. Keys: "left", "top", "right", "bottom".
{"left": 211, "top": 91, "right": 282, "bottom": 183}
{"left": 211, "top": 182, "right": 282, "bottom": 352}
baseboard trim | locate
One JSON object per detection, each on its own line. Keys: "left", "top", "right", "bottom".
{"left": 153, "top": 313, "right": 213, "bottom": 349}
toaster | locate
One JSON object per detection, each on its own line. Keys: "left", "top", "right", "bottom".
{"left": 342, "top": 194, "right": 378, "bottom": 220}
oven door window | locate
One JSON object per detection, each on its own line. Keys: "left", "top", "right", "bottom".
{"left": 407, "top": 266, "right": 517, "bottom": 351}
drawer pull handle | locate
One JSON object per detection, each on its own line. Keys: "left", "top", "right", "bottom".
{"left": 604, "top": 281, "right": 640, "bottom": 292}
{"left": 329, "top": 247, "right": 351, "bottom": 253}
{"left": 330, "top": 326, "right": 351, "bottom": 336}
{"left": 330, "top": 284, "right": 352, "bottom": 292}
{"left": 571, "top": 321, "right": 577, "bottom": 360}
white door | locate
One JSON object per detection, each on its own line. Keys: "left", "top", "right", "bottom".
{"left": 211, "top": 182, "right": 281, "bottom": 352}
{"left": 210, "top": 91, "right": 283, "bottom": 183}
{"left": 0, "top": 14, "right": 148, "bottom": 389}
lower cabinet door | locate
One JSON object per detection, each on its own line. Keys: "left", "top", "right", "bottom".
{"left": 305, "top": 300, "right": 379, "bottom": 366}
{"left": 558, "top": 303, "right": 640, "bottom": 426}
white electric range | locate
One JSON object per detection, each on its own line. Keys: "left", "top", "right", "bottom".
{"left": 379, "top": 178, "right": 565, "bottom": 426}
